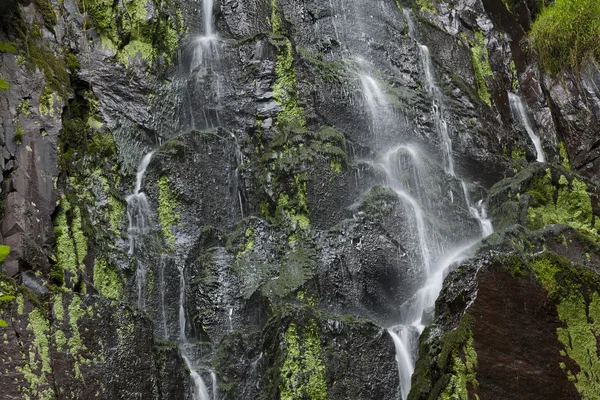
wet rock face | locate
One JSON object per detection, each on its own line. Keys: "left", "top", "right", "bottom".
{"left": 468, "top": 262, "right": 579, "bottom": 399}
{"left": 4, "top": 0, "right": 600, "bottom": 397}
{"left": 214, "top": 307, "right": 400, "bottom": 400}
{"left": 0, "top": 287, "right": 189, "bottom": 399}
{"left": 410, "top": 162, "right": 600, "bottom": 399}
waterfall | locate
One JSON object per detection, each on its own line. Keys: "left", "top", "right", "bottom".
{"left": 126, "top": 151, "right": 155, "bottom": 309}
{"left": 348, "top": 8, "right": 492, "bottom": 399}
{"left": 182, "top": 353, "right": 211, "bottom": 400}
{"left": 508, "top": 92, "right": 545, "bottom": 162}
{"left": 191, "top": 0, "right": 219, "bottom": 73}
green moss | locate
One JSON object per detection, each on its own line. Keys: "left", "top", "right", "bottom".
{"left": 93, "top": 258, "right": 123, "bottom": 300}
{"left": 531, "top": 253, "right": 600, "bottom": 397}
{"left": 530, "top": 0, "right": 600, "bottom": 74}
{"left": 53, "top": 294, "right": 64, "bottom": 321}
{"left": 84, "top": 0, "right": 184, "bottom": 68}
{"left": 467, "top": 31, "right": 493, "bottom": 106}
{"left": 17, "top": 98, "right": 31, "bottom": 116}
{"left": 558, "top": 141, "right": 571, "bottom": 170}
{"left": 0, "top": 78, "right": 10, "bottom": 90}
{"left": 440, "top": 334, "right": 478, "bottom": 399}
{"left": 16, "top": 293, "right": 24, "bottom": 315}
{"left": 108, "top": 195, "right": 125, "bottom": 234}
{"left": 528, "top": 172, "right": 597, "bottom": 240}
{"left": 55, "top": 197, "right": 77, "bottom": 276}
{"left": 509, "top": 60, "right": 518, "bottom": 90}
{"left": 157, "top": 176, "right": 179, "bottom": 249}
{"left": 416, "top": 0, "right": 437, "bottom": 14}
{"left": 72, "top": 206, "right": 88, "bottom": 267}
{"left": 34, "top": 0, "right": 57, "bottom": 32}
{"left": 280, "top": 321, "right": 328, "bottom": 399}
{"left": 39, "top": 86, "right": 57, "bottom": 118}
{"left": 67, "top": 295, "right": 90, "bottom": 381}
{"left": 22, "top": 23, "right": 70, "bottom": 98}
{"left": 0, "top": 42, "right": 17, "bottom": 52}
{"left": 17, "top": 307, "right": 55, "bottom": 399}
{"left": 54, "top": 329, "right": 67, "bottom": 352}
{"left": 237, "top": 227, "right": 256, "bottom": 259}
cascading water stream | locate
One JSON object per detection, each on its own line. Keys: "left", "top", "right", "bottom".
{"left": 352, "top": 8, "right": 494, "bottom": 399}
{"left": 126, "top": 151, "right": 155, "bottom": 309}
{"left": 182, "top": 353, "right": 211, "bottom": 400}
{"left": 508, "top": 92, "right": 545, "bottom": 162}
{"left": 178, "top": 265, "right": 211, "bottom": 400}
{"left": 191, "top": 0, "right": 219, "bottom": 73}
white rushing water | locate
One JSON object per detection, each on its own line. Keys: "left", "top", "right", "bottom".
{"left": 355, "top": 8, "right": 493, "bottom": 399}
{"left": 182, "top": 353, "right": 211, "bottom": 400}
{"left": 126, "top": 151, "right": 155, "bottom": 255}
{"left": 178, "top": 263, "right": 212, "bottom": 400}
{"left": 508, "top": 92, "right": 545, "bottom": 162}
{"left": 126, "top": 151, "right": 155, "bottom": 309}
{"left": 191, "top": 0, "right": 219, "bottom": 72}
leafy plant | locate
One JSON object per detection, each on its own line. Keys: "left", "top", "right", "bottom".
{"left": 0, "top": 245, "right": 12, "bottom": 328}
{"left": 530, "top": 0, "right": 600, "bottom": 74}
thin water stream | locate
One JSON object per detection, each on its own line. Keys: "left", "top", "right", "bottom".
{"left": 352, "top": 8, "right": 494, "bottom": 399}
{"left": 508, "top": 92, "right": 545, "bottom": 162}
{"left": 126, "top": 151, "right": 155, "bottom": 310}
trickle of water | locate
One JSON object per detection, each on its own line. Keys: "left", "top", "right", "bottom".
{"left": 388, "top": 328, "right": 415, "bottom": 400}
{"left": 461, "top": 181, "right": 493, "bottom": 238}
{"left": 182, "top": 353, "right": 211, "bottom": 400}
{"left": 211, "top": 372, "right": 219, "bottom": 400}
{"left": 179, "top": 266, "right": 187, "bottom": 343}
{"left": 125, "top": 151, "right": 155, "bottom": 310}
{"left": 126, "top": 151, "right": 155, "bottom": 255}
{"left": 508, "top": 92, "right": 545, "bottom": 162}
{"left": 203, "top": 0, "right": 214, "bottom": 36}
{"left": 191, "top": 0, "right": 219, "bottom": 72}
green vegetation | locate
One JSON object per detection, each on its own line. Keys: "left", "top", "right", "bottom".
{"left": 93, "top": 258, "right": 123, "bottom": 300}
{"left": 467, "top": 31, "right": 493, "bottom": 106}
{"left": 416, "top": 0, "right": 436, "bottom": 14}
{"left": 410, "top": 315, "right": 479, "bottom": 400}
{"left": 254, "top": 1, "right": 347, "bottom": 243}
{"left": 14, "top": 121, "right": 24, "bottom": 144}
{"left": 530, "top": 0, "right": 600, "bottom": 74}
{"left": 527, "top": 170, "right": 597, "bottom": 240}
{"left": 17, "top": 307, "right": 55, "bottom": 399}
{"left": 280, "top": 321, "right": 328, "bottom": 399}
{"left": 157, "top": 176, "right": 179, "bottom": 249}
{"left": 558, "top": 141, "right": 571, "bottom": 169}
{"left": 0, "top": 42, "right": 17, "bottom": 52}
{"left": 531, "top": 253, "right": 600, "bottom": 397}
{"left": 83, "top": 0, "right": 185, "bottom": 68}
{"left": 34, "top": 0, "right": 58, "bottom": 32}
{"left": 55, "top": 84, "right": 124, "bottom": 291}
{"left": 0, "top": 78, "right": 9, "bottom": 90}
{"left": 21, "top": 22, "right": 71, "bottom": 98}
{"left": 509, "top": 60, "right": 518, "bottom": 90}
{"left": 39, "top": 86, "right": 57, "bottom": 118}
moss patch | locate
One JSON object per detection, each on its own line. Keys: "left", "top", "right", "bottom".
{"left": 530, "top": 0, "right": 600, "bottom": 74}
{"left": 157, "top": 176, "right": 179, "bottom": 249}
{"left": 527, "top": 170, "right": 597, "bottom": 240}
{"left": 83, "top": 0, "right": 185, "bottom": 68}
{"left": 465, "top": 31, "right": 493, "bottom": 106}
{"left": 531, "top": 253, "right": 600, "bottom": 397}
{"left": 280, "top": 320, "right": 328, "bottom": 399}
{"left": 93, "top": 258, "right": 123, "bottom": 300}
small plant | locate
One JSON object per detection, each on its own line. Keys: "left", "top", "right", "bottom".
{"left": 530, "top": 0, "right": 600, "bottom": 74}
{"left": 0, "top": 245, "right": 12, "bottom": 328}
{"left": 15, "top": 122, "right": 24, "bottom": 144}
